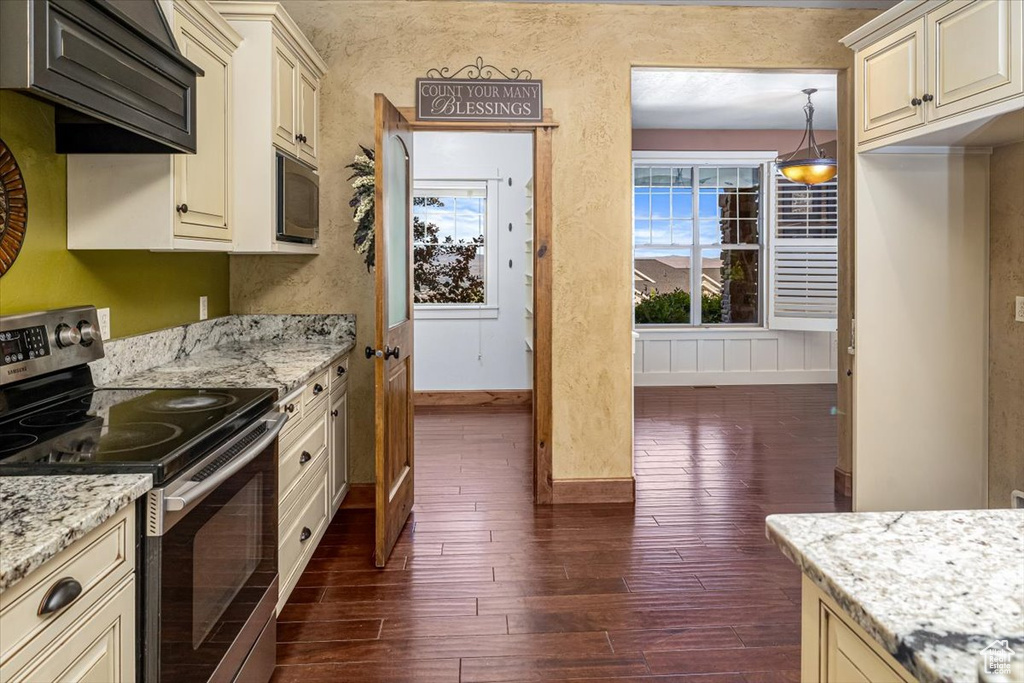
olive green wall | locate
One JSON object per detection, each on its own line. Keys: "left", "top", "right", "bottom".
{"left": 0, "top": 92, "right": 229, "bottom": 338}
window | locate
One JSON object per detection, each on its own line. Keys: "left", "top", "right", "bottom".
{"left": 412, "top": 183, "right": 491, "bottom": 307}
{"left": 634, "top": 159, "right": 765, "bottom": 326}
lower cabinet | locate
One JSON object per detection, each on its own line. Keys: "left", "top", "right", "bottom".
{"left": 801, "top": 576, "right": 915, "bottom": 683}
{"left": 0, "top": 506, "right": 136, "bottom": 683}
{"left": 276, "top": 352, "right": 349, "bottom": 610}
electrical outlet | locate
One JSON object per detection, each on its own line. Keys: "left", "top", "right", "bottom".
{"left": 1015, "top": 296, "right": 1024, "bottom": 323}
{"left": 97, "top": 308, "right": 111, "bottom": 340}
{"left": 199, "top": 296, "right": 208, "bottom": 321}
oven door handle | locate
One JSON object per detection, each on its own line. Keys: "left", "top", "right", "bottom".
{"left": 163, "top": 412, "right": 288, "bottom": 513}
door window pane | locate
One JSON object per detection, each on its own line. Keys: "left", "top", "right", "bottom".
{"left": 386, "top": 134, "right": 410, "bottom": 326}
{"left": 413, "top": 187, "right": 487, "bottom": 305}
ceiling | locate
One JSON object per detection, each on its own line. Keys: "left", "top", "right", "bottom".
{"left": 498, "top": 0, "right": 899, "bottom": 8}
{"left": 632, "top": 69, "right": 838, "bottom": 130}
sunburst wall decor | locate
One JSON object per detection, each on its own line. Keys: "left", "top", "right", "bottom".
{"left": 0, "top": 138, "right": 28, "bottom": 277}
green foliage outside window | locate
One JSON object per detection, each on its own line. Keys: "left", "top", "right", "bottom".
{"left": 634, "top": 288, "right": 723, "bottom": 325}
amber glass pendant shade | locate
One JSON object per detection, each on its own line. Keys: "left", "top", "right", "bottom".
{"left": 776, "top": 88, "right": 837, "bottom": 186}
{"left": 777, "top": 158, "right": 838, "bottom": 185}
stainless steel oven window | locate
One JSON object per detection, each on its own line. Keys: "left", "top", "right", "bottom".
{"left": 191, "top": 472, "right": 264, "bottom": 649}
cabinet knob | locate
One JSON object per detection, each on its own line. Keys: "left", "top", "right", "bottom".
{"left": 336, "top": 365, "right": 346, "bottom": 377}
{"left": 331, "top": 409, "right": 339, "bottom": 418}
{"left": 911, "top": 97, "right": 922, "bottom": 106}
{"left": 299, "top": 450, "right": 312, "bottom": 465}
{"left": 176, "top": 203, "right": 189, "bottom": 214}
{"left": 294, "top": 133, "right": 302, "bottom": 141}
{"left": 38, "top": 577, "right": 83, "bottom": 616}
{"left": 300, "top": 527, "right": 312, "bottom": 543}
{"left": 922, "top": 93, "right": 934, "bottom": 103}
{"left": 284, "top": 403, "right": 296, "bottom": 414}
{"left": 313, "top": 383, "right": 324, "bottom": 395}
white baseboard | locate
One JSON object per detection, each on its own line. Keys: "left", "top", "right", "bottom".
{"left": 634, "top": 369, "right": 837, "bottom": 386}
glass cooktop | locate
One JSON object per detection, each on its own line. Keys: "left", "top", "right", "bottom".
{"left": 0, "top": 386, "right": 276, "bottom": 484}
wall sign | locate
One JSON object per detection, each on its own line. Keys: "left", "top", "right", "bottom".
{"left": 416, "top": 58, "right": 542, "bottom": 123}
{"left": 0, "top": 138, "right": 27, "bottom": 277}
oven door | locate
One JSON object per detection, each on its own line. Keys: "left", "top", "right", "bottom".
{"left": 144, "top": 412, "right": 286, "bottom": 683}
{"left": 276, "top": 153, "right": 319, "bottom": 244}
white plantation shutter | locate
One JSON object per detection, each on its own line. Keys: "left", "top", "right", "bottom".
{"left": 767, "top": 165, "right": 839, "bottom": 332}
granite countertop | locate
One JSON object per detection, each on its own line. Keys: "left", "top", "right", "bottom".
{"left": 767, "top": 509, "right": 1024, "bottom": 683}
{"left": 106, "top": 338, "right": 355, "bottom": 397}
{"left": 0, "top": 474, "right": 152, "bottom": 593}
{"left": 91, "top": 314, "right": 355, "bottom": 397}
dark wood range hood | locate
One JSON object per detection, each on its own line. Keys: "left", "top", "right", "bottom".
{"left": 0, "top": 0, "right": 203, "bottom": 154}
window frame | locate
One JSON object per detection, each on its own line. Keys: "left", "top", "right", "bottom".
{"left": 412, "top": 179, "right": 500, "bottom": 320}
{"left": 632, "top": 150, "right": 777, "bottom": 329}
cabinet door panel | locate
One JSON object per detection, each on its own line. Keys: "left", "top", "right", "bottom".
{"left": 858, "top": 19, "right": 927, "bottom": 143}
{"left": 174, "top": 13, "right": 232, "bottom": 240}
{"left": 330, "top": 391, "right": 348, "bottom": 511}
{"left": 5, "top": 579, "right": 135, "bottom": 683}
{"left": 929, "top": 0, "right": 1023, "bottom": 121}
{"left": 272, "top": 38, "right": 299, "bottom": 153}
{"left": 297, "top": 66, "right": 318, "bottom": 168}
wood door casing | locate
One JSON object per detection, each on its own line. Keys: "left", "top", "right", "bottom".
{"left": 373, "top": 93, "right": 415, "bottom": 567}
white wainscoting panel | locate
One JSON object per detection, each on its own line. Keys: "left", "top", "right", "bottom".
{"left": 634, "top": 328, "right": 837, "bottom": 386}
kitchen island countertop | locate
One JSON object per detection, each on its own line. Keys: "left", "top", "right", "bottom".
{"left": 0, "top": 474, "right": 152, "bottom": 593}
{"left": 767, "top": 509, "right": 1024, "bottom": 683}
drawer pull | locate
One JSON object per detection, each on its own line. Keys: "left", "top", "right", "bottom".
{"left": 284, "top": 403, "right": 296, "bottom": 414}
{"left": 299, "top": 451, "right": 312, "bottom": 465}
{"left": 336, "top": 366, "right": 346, "bottom": 377}
{"left": 313, "top": 383, "right": 324, "bottom": 395}
{"left": 38, "top": 577, "right": 83, "bottom": 617}
{"left": 299, "top": 527, "right": 312, "bottom": 543}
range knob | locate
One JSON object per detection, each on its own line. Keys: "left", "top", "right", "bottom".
{"left": 54, "top": 323, "right": 81, "bottom": 348}
{"left": 78, "top": 321, "right": 98, "bottom": 346}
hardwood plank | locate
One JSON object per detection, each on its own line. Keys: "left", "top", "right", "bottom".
{"left": 273, "top": 386, "right": 846, "bottom": 681}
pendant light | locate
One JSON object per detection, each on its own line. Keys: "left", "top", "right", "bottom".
{"left": 777, "top": 88, "right": 837, "bottom": 186}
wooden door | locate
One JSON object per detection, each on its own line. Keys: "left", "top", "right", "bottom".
{"left": 857, "top": 18, "right": 927, "bottom": 143}
{"left": 297, "top": 66, "right": 318, "bottom": 167}
{"left": 929, "top": 0, "right": 1023, "bottom": 121}
{"left": 272, "top": 37, "right": 298, "bottom": 153}
{"left": 372, "top": 94, "right": 415, "bottom": 568}
{"left": 173, "top": 9, "right": 232, "bottom": 240}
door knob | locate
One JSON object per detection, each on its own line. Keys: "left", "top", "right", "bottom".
{"left": 385, "top": 346, "right": 400, "bottom": 360}
{"left": 365, "top": 346, "right": 384, "bottom": 359}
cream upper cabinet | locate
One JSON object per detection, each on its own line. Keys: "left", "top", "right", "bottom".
{"left": 857, "top": 19, "right": 927, "bottom": 143}
{"left": 174, "top": 4, "right": 234, "bottom": 241}
{"left": 928, "top": 0, "right": 1023, "bottom": 121}
{"left": 297, "top": 66, "right": 319, "bottom": 166}
{"left": 66, "top": 0, "right": 241, "bottom": 251}
{"left": 211, "top": 1, "right": 326, "bottom": 253}
{"left": 272, "top": 36, "right": 299, "bottom": 152}
{"left": 844, "top": 0, "right": 1024, "bottom": 150}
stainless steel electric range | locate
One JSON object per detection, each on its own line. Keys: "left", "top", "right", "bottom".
{"left": 0, "top": 306, "right": 284, "bottom": 683}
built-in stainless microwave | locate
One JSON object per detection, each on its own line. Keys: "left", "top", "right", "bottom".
{"left": 276, "top": 152, "right": 319, "bottom": 244}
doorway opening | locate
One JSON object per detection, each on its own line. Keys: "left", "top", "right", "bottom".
{"left": 629, "top": 67, "right": 850, "bottom": 511}
{"left": 411, "top": 131, "right": 535, "bottom": 405}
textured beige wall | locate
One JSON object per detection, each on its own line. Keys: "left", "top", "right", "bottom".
{"left": 988, "top": 141, "right": 1024, "bottom": 508}
{"left": 230, "top": 0, "right": 877, "bottom": 484}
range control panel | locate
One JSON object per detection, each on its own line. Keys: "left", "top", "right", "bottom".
{"left": 0, "top": 306, "right": 104, "bottom": 386}
{"left": 0, "top": 326, "right": 51, "bottom": 366}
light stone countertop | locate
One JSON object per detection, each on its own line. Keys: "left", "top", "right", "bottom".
{"left": 0, "top": 474, "right": 152, "bottom": 593}
{"left": 767, "top": 509, "right": 1024, "bottom": 683}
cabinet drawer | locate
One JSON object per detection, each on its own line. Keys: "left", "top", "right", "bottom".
{"left": 278, "top": 386, "right": 304, "bottom": 439}
{"left": 329, "top": 355, "right": 349, "bottom": 394}
{"left": 278, "top": 462, "right": 329, "bottom": 593}
{"left": 279, "top": 403, "right": 328, "bottom": 504}
{"left": 0, "top": 506, "right": 134, "bottom": 665}
{"left": 303, "top": 370, "right": 329, "bottom": 409}
{"left": 2, "top": 576, "right": 135, "bottom": 683}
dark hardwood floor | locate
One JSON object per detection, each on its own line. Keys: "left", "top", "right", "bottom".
{"left": 272, "top": 384, "right": 850, "bottom": 682}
